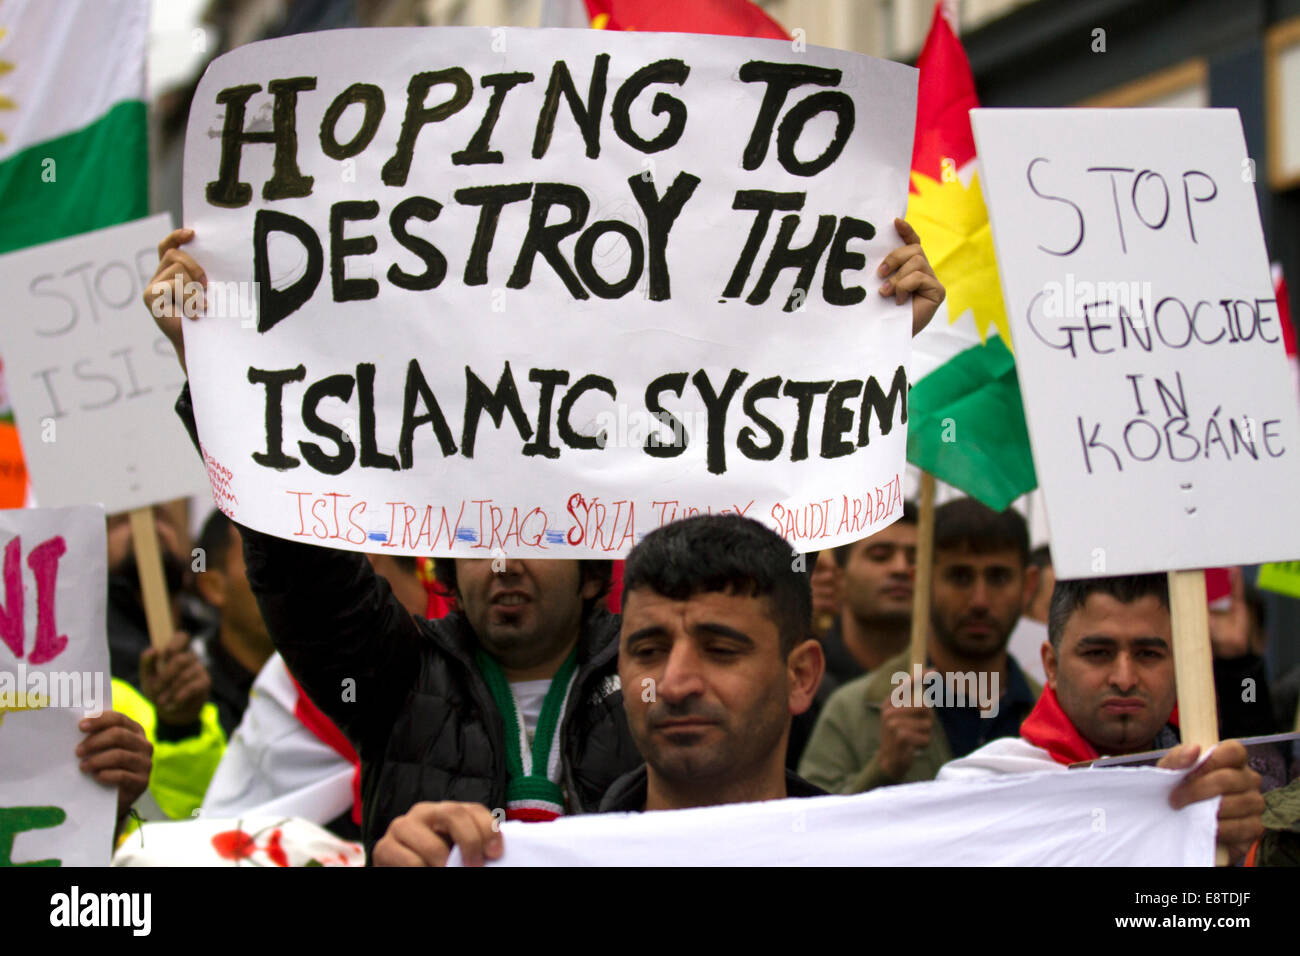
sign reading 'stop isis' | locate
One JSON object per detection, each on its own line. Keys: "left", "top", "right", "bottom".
{"left": 183, "top": 27, "right": 917, "bottom": 557}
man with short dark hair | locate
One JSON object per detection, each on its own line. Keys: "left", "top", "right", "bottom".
{"left": 189, "top": 511, "right": 274, "bottom": 735}
{"left": 827, "top": 500, "right": 918, "bottom": 682}
{"left": 788, "top": 503, "right": 917, "bottom": 768}
{"left": 939, "top": 573, "right": 1265, "bottom": 864}
{"left": 799, "top": 497, "right": 1041, "bottom": 793}
{"left": 373, "top": 514, "right": 827, "bottom": 865}
{"left": 600, "top": 515, "right": 825, "bottom": 811}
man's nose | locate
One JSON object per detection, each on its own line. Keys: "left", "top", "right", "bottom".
{"left": 494, "top": 558, "right": 523, "bottom": 580}
{"left": 656, "top": 640, "right": 705, "bottom": 703}
{"left": 1109, "top": 653, "right": 1138, "bottom": 692}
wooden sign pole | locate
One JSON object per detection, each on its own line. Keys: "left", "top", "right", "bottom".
{"left": 909, "top": 472, "right": 937, "bottom": 703}
{"left": 128, "top": 507, "right": 173, "bottom": 650}
{"left": 1167, "top": 568, "right": 1227, "bottom": 866}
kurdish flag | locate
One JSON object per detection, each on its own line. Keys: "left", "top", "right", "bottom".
{"left": 0, "top": 0, "right": 149, "bottom": 506}
{"left": 904, "top": 3, "right": 1036, "bottom": 511}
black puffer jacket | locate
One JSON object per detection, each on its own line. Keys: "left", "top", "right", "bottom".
{"left": 177, "top": 389, "right": 641, "bottom": 858}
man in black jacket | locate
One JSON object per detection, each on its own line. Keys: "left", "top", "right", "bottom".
{"left": 192, "top": 384, "right": 642, "bottom": 857}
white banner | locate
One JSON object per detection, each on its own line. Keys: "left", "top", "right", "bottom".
{"left": 0, "top": 213, "right": 210, "bottom": 513}
{"left": 972, "top": 109, "right": 1300, "bottom": 578}
{"left": 0, "top": 505, "right": 115, "bottom": 867}
{"left": 182, "top": 27, "right": 917, "bottom": 557}
{"left": 451, "top": 767, "right": 1217, "bottom": 866}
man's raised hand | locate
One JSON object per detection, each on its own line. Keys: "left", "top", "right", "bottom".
{"left": 140, "top": 631, "right": 211, "bottom": 727}
{"left": 142, "top": 228, "right": 206, "bottom": 374}
{"left": 878, "top": 217, "right": 945, "bottom": 337}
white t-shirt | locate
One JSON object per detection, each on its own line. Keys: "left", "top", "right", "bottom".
{"left": 511, "top": 679, "right": 552, "bottom": 744}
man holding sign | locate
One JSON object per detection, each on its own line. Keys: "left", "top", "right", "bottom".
{"left": 142, "top": 27, "right": 946, "bottom": 859}
{"left": 147, "top": 211, "right": 942, "bottom": 859}
{"left": 0, "top": 506, "right": 154, "bottom": 865}
{"left": 939, "top": 574, "right": 1265, "bottom": 864}
{"left": 372, "top": 513, "right": 830, "bottom": 866}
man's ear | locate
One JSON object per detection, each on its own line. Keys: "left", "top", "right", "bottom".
{"left": 579, "top": 567, "right": 605, "bottom": 602}
{"left": 1042, "top": 638, "right": 1058, "bottom": 691}
{"left": 195, "top": 567, "right": 228, "bottom": 610}
{"left": 787, "top": 638, "right": 825, "bottom": 717}
{"left": 1021, "top": 563, "right": 1041, "bottom": 613}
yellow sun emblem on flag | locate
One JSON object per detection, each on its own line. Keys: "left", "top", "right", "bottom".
{"left": 0, "top": 25, "right": 14, "bottom": 146}
{"left": 906, "top": 168, "right": 1012, "bottom": 349}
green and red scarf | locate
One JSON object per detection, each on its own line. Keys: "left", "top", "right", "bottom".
{"left": 476, "top": 650, "right": 579, "bottom": 822}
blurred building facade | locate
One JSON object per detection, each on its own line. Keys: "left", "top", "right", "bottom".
{"left": 151, "top": 0, "right": 1300, "bottom": 684}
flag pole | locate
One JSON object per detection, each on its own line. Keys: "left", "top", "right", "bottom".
{"left": 909, "top": 471, "right": 936, "bottom": 701}
{"left": 129, "top": 507, "right": 174, "bottom": 650}
{"left": 1167, "top": 568, "right": 1228, "bottom": 865}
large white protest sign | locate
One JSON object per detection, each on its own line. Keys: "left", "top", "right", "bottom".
{"left": 182, "top": 27, "right": 917, "bottom": 558}
{"left": 0, "top": 214, "right": 210, "bottom": 512}
{"left": 0, "top": 506, "right": 115, "bottom": 867}
{"left": 449, "top": 767, "right": 1217, "bottom": 866}
{"left": 971, "top": 110, "right": 1300, "bottom": 578}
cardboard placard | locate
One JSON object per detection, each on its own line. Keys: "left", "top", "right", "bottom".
{"left": 182, "top": 27, "right": 918, "bottom": 557}
{"left": 0, "top": 505, "right": 115, "bottom": 867}
{"left": 972, "top": 109, "right": 1300, "bottom": 577}
{"left": 0, "top": 214, "right": 209, "bottom": 512}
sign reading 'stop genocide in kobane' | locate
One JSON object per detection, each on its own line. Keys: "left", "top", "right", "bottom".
{"left": 971, "top": 109, "right": 1300, "bottom": 578}
{"left": 182, "top": 28, "right": 918, "bottom": 558}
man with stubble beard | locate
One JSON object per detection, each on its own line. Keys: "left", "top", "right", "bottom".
{"left": 800, "top": 497, "right": 1042, "bottom": 793}
{"left": 372, "top": 515, "right": 827, "bottom": 866}
{"left": 939, "top": 574, "right": 1264, "bottom": 864}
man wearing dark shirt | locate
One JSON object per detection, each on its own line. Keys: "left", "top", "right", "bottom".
{"left": 787, "top": 502, "right": 917, "bottom": 768}
{"left": 799, "top": 498, "right": 1042, "bottom": 793}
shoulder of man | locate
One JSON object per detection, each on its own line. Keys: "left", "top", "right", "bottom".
{"left": 861, "top": 649, "right": 913, "bottom": 702}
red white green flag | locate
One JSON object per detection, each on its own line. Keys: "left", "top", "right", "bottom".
{"left": 904, "top": 2, "right": 1036, "bottom": 510}
{"left": 0, "top": 0, "right": 150, "bottom": 506}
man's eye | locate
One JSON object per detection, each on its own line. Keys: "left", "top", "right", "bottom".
{"left": 708, "top": 646, "right": 741, "bottom": 658}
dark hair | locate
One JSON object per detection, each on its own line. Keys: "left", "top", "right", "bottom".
{"left": 431, "top": 557, "right": 613, "bottom": 614}
{"left": 1028, "top": 545, "right": 1052, "bottom": 570}
{"left": 933, "top": 497, "right": 1029, "bottom": 564}
{"left": 197, "top": 510, "right": 236, "bottom": 571}
{"left": 622, "top": 514, "right": 809, "bottom": 656}
{"left": 1047, "top": 574, "right": 1169, "bottom": 649}
{"left": 832, "top": 499, "right": 919, "bottom": 568}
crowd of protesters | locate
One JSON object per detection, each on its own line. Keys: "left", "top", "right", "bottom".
{"left": 68, "top": 221, "right": 1298, "bottom": 867}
